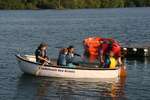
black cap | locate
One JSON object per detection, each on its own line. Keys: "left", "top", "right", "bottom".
{"left": 68, "top": 45, "right": 74, "bottom": 49}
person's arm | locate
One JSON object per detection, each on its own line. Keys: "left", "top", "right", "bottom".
{"left": 74, "top": 53, "right": 81, "bottom": 57}
{"left": 38, "top": 56, "right": 50, "bottom": 63}
{"left": 118, "top": 57, "right": 122, "bottom": 65}
{"left": 100, "top": 50, "right": 104, "bottom": 63}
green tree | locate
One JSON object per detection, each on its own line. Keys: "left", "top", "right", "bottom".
{"left": 0, "top": 0, "right": 149, "bottom": 9}
{"left": 112, "top": 0, "right": 124, "bottom": 8}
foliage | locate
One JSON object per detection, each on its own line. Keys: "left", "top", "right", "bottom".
{"left": 0, "top": 0, "right": 149, "bottom": 9}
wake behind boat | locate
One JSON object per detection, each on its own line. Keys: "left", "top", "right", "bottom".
{"left": 16, "top": 54, "right": 126, "bottom": 79}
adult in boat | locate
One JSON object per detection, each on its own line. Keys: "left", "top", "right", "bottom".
{"left": 99, "top": 40, "right": 111, "bottom": 68}
{"left": 35, "top": 42, "right": 50, "bottom": 64}
{"left": 99, "top": 40, "right": 122, "bottom": 68}
{"left": 99, "top": 40, "right": 111, "bottom": 66}
{"left": 57, "top": 48, "right": 68, "bottom": 66}
{"left": 66, "top": 45, "right": 81, "bottom": 67}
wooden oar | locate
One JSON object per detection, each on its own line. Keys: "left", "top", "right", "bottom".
{"left": 36, "top": 59, "right": 51, "bottom": 76}
{"left": 36, "top": 62, "right": 46, "bottom": 76}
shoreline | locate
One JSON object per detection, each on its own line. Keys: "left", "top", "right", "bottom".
{"left": 0, "top": 7, "right": 149, "bottom": 11}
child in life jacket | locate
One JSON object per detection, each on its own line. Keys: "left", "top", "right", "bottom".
{"left": 103, "top": 51, "right": 117, "bottom": 68}
{"left": 109, "top": 51, "right": 117, "bottom": 69}
{"left": 57, "top": 48, "right": 68, "bottom": 66}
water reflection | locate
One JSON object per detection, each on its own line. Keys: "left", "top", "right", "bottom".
{"left": 14, "top": 74, "right": 127, "bottom": 100}
{"left": 126, "top": 57, "right": 150, "bottom": 68}
{"left": 104, "top": 77, "right": 127, "bottom": 100}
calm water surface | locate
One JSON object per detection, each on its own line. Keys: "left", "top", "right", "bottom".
{"left": 0, "top": 8, "right": 150, "bottom": 100}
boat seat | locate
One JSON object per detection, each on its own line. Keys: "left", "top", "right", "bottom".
{"left": 24, "top": 55, "right": 36, "bottom": 63}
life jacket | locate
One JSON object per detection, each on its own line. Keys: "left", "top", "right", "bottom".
{"left": 100, "top": 39, "right": 121, "bottom": 58}
{"left": 83, "top": 37, "right": 101, "bottom": 56}
{"left": 109, "top": 57, "right": 117, "bottom": 69}
{"left": 35, "top": 49, "right": 47, "bottom": 63}
{"left": 83, "top": 37, "right": 121, "bottom": 60}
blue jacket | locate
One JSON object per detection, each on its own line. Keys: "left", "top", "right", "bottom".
{"left": 57, "top": 53, "right": 67, "bottom": 66}
{"left": 66, "top": 53, "right": 74, "bottom": 64}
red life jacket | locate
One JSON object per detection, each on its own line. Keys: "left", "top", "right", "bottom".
{"left": 100, "top": 38, "right": 121, "bottom": 58}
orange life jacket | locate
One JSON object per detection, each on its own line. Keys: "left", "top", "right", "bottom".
{"left": 83, "top": 37, "right": 121, "bottom": 59}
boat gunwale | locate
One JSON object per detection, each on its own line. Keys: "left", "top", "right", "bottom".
{"left": 15, "top": 54, "right": 119, "bottom": 70}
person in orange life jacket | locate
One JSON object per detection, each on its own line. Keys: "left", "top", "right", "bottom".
{"left": 35, "top": 43, "right": 50, "bottom": 64}
{"left": 66, "top": 45, "right": 81, "bottom": 67}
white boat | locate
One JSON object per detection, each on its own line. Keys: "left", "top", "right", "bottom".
{"left": 16, "top": 54, "right": 126, "bottom": 79}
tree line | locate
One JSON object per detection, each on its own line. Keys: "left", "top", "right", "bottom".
{"left": 0, "top": 0, "right": 149, "bottom": 9}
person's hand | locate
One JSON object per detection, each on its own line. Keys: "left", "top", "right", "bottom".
{"left": 47, "top": 60, "right": 51, "bottom": 63}
{"left": 100, "top": 59, "right": 104, "bottom": 64}
{"left": 118, "top": 62, "right": 123, "bottom": 66}
{"left": 118, "top": 57, "right": 122, "bottom": 66}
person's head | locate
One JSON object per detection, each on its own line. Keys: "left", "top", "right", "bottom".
{"left": 68, "top": 45, "right": 74, "bottom": 53}
{"left": 60, "top": 48, "right": 68, "bottom": 54}
{"left": 110, "top": 51, "right": 114, "bottom": 57}
{"left": 63, "top": 48, "right": 68, "bottom": 54}
{"left": 99, "top": 41, "right": 104, "bottom": 46}
{"left": 38, "top": 42, "right": 48, "bottom": 50}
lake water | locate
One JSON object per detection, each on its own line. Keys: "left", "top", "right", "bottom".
{"left": 0, "top": 8, "right": 150, "bottom": 100}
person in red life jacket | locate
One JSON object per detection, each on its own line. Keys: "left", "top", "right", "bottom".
{"left": 100, "top": 40, "right": 113, "bottom": 68}
{"left": 98, "top": 40, "right": 110, "bottom": 65}
{"left": 98, "top": 40, "right": 122, "bottom": 67}
{"left": 111, "top": 40, "right": 122, "bottom": 65}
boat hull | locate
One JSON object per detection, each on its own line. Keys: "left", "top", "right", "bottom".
{"left": 16, "top": 55, "right": 122, "bottom": 79}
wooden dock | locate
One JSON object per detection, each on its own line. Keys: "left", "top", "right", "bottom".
{"left": 121, "top": 47, "right": 150, "bottom": 58}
